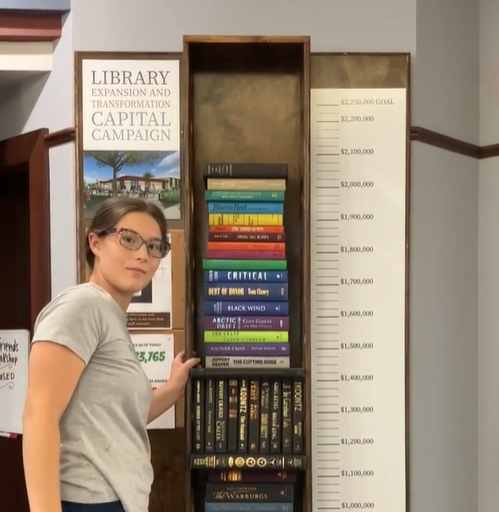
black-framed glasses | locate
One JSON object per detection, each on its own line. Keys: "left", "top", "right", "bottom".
{"left": 105, "top": 228, "right": 170, "bottom": 259}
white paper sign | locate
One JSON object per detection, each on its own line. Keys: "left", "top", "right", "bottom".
{"left": 310, "top": 88, "right": 407, "bottom": 512}
{"left": 81, "top": 59, "right": 180, "bottom": 152}
{"left": 127, "top": 234, "right": 172, "bottom": 330}
{"left": 0, "top": 330, "right": 30, "bottom": 434}
{"left": 131, "top": 333, "right": 175, "bottom": 429}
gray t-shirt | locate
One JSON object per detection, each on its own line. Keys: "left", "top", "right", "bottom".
{"left": 32, "top": 283, "right": 154, "bottom": 512}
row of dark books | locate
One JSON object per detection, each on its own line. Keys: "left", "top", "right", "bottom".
{"left": 202, "top": 163, "right": 290, "bottom": 370}
{"left": 191, "top": 376, "right": 305, "bottom": 470}
{"left": 204, "top": 482, "right": 293, "bottom": 512}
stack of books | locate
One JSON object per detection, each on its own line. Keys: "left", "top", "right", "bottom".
{"left": 202, "top": 163, "right": 290, "bottom": 370}
{"left": 204, "top": 482, "right": 294, "bottom": 512}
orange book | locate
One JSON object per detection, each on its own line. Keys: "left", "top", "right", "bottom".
{"left": 209, "top": 226, "right": 284, "bottom": 234}
{"left": 207, "top": 241, "right": 285, "bottom": 252}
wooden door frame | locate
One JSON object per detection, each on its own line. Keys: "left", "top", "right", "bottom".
{"left": 0, "top": 128, "right": 51, "bottom": 330}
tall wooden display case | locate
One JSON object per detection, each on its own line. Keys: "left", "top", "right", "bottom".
{"left": 181, "top": 35, "right": 312, "bottom": 512}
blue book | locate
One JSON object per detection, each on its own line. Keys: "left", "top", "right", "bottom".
{"left": 204, "top": 284, "right": 288, "bottom": 301}
{"left": 204, "top": 301, "right": 289, "bottom": 316}
{"left": 207, "top": 202, "right": 283, "bottom": 214}
{"left": 203, "top": 270, "right": 288, "bottom": 283}
{"left": 205, "top": 504, "right": 292, "bottom": 512}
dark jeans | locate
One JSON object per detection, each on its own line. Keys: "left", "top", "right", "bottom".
{"left": 61, "top": 501, "right": 124, "bottom": 512}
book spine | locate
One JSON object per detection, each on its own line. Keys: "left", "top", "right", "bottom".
{"left": 207, "top": 179, "right": 286, "bottom": 191}
{"left": 215, "top": 379, "right": 227, "bottom": 452}
{"left": 203, "top": 316, "right": 290, "bottom": 331}
{"left": 209, "top": 226, "right": 284, "bottom": 233}
{"left": 209, "top": 214, "right": 283, "bottom": 227}
{"left": 193, "top": 379, "right": 204, "bottom": 453}
{"left": 238, "top": 379, "right": 249, "bottom": 453}
{"left": 205, "top": 191, "right": 285, "bottom": 202}
{"left": 259, "top": 379, "right": 271, "bottom": 453}
{"left": 205, "top": 163, "right": 288, "bottom": 179}
{"left": 204, "top": 503, "right": 292, "bottom": 512}
{"left": 207, "top": 471, "right": 298, "bottom": 483}
{"left": 281, "top": 379, "right": 293, "bottom": 454}
{"left": 206, "top": 357, "right": 290, "bottom": 369}
{"left": 208, "top": 202, "right": 284, "bottom": 214}
{"left": 203, "top": 260, "right": 288, "bottom": 271}
{"left": 190, "top": 454, "right": 306, "bottom": 470}
{"left": 207, "top": 242, "right": 286, "bottom": 252}
{"left": 205, "top": 378, "right": 215, "bottom": 453}
{"left": 204, "top": 331, "right": 289, "bottom": 343}
{"left": 204, "top": 302, "right": 289, "bottom": 316}
{"left": 205, "top": 483, "right": 294, "bottom": 502}
{"left": 248, "top": 379, "right": 260, "bottom": 454}
{"left": 227, "top": 379, "right": 238, "bottom": 453}
{"left": 270, "top": 380, "right": 282, "bottom": 453}
{"left": 204, "top": 284, "right": 289, "bottom": 301}
{"left": 206, "top": 250, "right": 286, "bottom": 260}
{"left": 204, "top": 271, "right": 288, "bottom": 284}
{"left": 205, "top": 343, "right": 291, "bottom": 357}
{"left": 292, "top": 380, "right": 304, "bottom": 453}
{"left": 208, "top": 233, "right": 286, "bottom": 242}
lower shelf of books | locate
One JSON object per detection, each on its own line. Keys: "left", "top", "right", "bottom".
{"left": 194, "top": 467, "right": 303, "bottom": 512}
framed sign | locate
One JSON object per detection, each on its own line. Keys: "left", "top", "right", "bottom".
{"left": 74, "top": 52, "right": 183, "bottom": 283}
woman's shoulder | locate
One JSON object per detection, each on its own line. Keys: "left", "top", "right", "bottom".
{"left": 36, "top": 283, "right": 113, "bottom": 325}
{"left": 50, "top": 283, "right": 109, "bottom": 307}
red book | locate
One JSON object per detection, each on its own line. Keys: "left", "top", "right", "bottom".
{"left": 205, "top": 250, "right": 285, "bottom": 260}
{"left": 209, "top": 226, "right": 284, "bottom": 234}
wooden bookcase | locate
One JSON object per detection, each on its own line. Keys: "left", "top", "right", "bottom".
{"left": 182, "top": 36, "right": 311, "bottom": 512}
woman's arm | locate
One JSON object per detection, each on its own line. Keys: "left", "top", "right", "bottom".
{"left": 147, "top": 352, "right": 200, "bottom": 424}
{"left": 23, "top": 341, "right": 85, "bottom": 512}
{"left": 147, "top": 380, "right": 184, "bottom": 423}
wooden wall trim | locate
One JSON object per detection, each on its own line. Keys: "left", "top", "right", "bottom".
{"left": 44, "top": 127, "right": 74, "bottom": 148}
{"left": 411, "top": 126, "right": 499, "bottom": 159}
{"left": 0, "top": 9, "right": 64, "bottom": 42}
{"left": 410, "top": 127, "right": 481, "bottom": 158}
{"left": 43, "top": 126, "right": 499, "bottom": 160}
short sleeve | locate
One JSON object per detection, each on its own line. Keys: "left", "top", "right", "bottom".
{"left": 32, "top": 288, "right": 104, "bottom": 365}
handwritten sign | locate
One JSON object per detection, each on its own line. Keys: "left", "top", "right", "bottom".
{"left": 0, "top": 330, "right": 29, "bottom": 434}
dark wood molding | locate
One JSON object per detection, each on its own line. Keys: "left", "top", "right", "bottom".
{"left": 42, "top": 125, "right": 499, "bottom": 160}
{"left": 411, "top": 126, "right": 499, "bottom": 159}
{"left": 0, "top": 9, "right": 64, "bottom": 42}
{"left": 410, "top": 126, "right": 481, "bottom": 158}
{"left": 44, "top": 127, "right": 74, "bottom": 148}
{"left": 480, "top": 142, "right": 499, "bottom": 159}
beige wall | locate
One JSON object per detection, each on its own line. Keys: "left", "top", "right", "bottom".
{"left": 0, "top": 0, "right": 484, "bottom": 510}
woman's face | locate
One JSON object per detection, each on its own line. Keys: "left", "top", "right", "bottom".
{"left": 90, "top": 211, "right": 163, "bottom": 295}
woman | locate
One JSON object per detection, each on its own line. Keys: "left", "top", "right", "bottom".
{"left": 22, "top": 197, "right": 200, "bottom": 512}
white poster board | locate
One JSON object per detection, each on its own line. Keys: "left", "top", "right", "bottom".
{"left": 0, "top": 329, "right": 30, "bottom": 435}
{"left": 127, "top": 235, "right": 173, "bottom": 330}
{"left": 131, "top": 333, "right": 175, "bottom": 429}
{"left": 310, "top": 89, "right": 407, "bottom": 512}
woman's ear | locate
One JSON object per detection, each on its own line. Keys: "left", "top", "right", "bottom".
{"left": 87, "top": 232, "right": 102, "bottom": 259}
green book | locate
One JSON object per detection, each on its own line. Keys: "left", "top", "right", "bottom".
{"left": 202, "top": 259, "right": 287, "bottom": 270}
{"left": 205, "top": 190, "right": 285, "bottom": 202}
{"left": 204, "top": 331, "right": 289, "bottom": 343}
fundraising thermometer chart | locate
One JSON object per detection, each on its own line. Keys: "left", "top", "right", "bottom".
{"left": 310, "top": 88, "right": 408, "bottom": 512}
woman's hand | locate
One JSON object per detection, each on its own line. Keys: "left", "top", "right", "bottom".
{"left": 168, "top": 351, "right": 201, "bottom": 392}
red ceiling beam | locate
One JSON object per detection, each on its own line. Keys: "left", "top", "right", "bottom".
{"left": 0, "top": 9, "right": 63, "bottom": 42}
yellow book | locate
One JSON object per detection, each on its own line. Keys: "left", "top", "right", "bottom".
{"left": 207, "top": 179, "right": 286, "bottom": 191}
{"left": 208, "top": 214, "right": 283, "bottom": 226}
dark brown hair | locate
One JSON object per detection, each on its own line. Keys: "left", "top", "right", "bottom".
{"left": 85, "top": 197, "right": 168, "bottom": 269}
